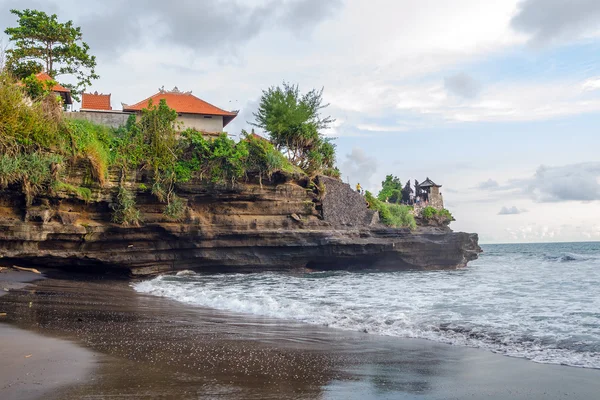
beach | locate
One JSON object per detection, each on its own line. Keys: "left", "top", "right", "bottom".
{"left": 0, "top": 269, "right": 598, "bottom": 399}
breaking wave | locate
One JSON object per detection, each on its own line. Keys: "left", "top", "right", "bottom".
{"left": 134, "top": 242, "right": 600, "bottom": 369}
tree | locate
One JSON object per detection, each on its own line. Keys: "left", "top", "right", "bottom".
{"left": 251, "top": 82, "right": 336, "bottom": 173}
{"left": 377, "top": 174, "right": 402, "bottom": 203}
{"left": 401, "top": 180, "right": 413, "bottom": 203}
{"left": 4, "top": 9, "right": 98, "bottom": 100}
{"left": 138, "top": 99, "right": 179, "bottom": 175}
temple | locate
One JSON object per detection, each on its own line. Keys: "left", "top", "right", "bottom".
{"left": 122, "top": 87, "right": 238, "bottom": 136}
{"left": 400, "top": 177, "right": 444, "bottom": 210}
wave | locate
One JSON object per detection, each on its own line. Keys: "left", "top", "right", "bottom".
{"left": 542, "top": 252, "right": 594, "bottom": 263}
{"left": 133, "top": 266, "right": 600, "bottom": 370}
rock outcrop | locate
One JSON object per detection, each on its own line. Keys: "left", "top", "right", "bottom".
{"left": 0, "top": 169, "right": 481, "bottom": 276}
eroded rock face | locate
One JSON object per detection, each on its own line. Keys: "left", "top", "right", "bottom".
{"left": 0, "top": 172, "right": 481, "bottom": 276}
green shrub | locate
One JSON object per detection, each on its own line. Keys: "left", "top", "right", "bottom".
{"left": 365, "top": 191, "right": 416, "bottom": 229}
{"left": 112, "top": 186, "right": 141, "bottom": 226}
{"left": 422, "top": 206, "right": 437, "bottom": 220}
{"left": 0, "top": 72, "right": 65, "bottom": 155}
{"left": 420, "top": 206, "right": 454, "bottom": 224}
{"left": 387, "top": 203, "right": 417, "bottom": 230}
{"left": 243, "top": 131, "right": 302, "bottom": 180}
{"left": 438, "top": 208, "right": 454, "bottom": 221}
{"left": 0, "top": 152, "right": 64, "bottom": 205}
{"left": 53, "top": 182, "right": 93, "bottom": 203}
{"left": 163, "top": 194, "right": 186, "bottom": 220}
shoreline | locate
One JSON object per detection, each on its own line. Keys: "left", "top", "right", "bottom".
{"left": 1, "top": 271, "right": 599, "bottom": 399}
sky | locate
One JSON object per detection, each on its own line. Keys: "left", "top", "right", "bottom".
{"left": 1, "top": 0, "right": 599, "bottom": 243}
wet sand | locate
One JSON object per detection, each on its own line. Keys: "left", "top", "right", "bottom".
{"left": 1, "top": 271, "right": 599, "bottom": 399}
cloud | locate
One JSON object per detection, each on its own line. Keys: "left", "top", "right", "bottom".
{"left": 280, "top": 0, "right": 342, "bottom": 35}
{"left": 340, "top": 148, "right": 378, "bottom": 188}
{"left": 444, "top": 72, "right": 482, "bottom": 99}
{"left": 391, "top": 76, "right": 600, "bottom": 123}
{"left": 511, "top": 0, "right": 600, "bottom": 46}
{"left": 77, "top": 0, "right": 280, "bottom": 56}
{"left": 582, "top": 77, "right": 600, "bottom": 91}
{"left": 526, "top": 162, "right": 600, "bottom": 202}
{"left": 476, "top": 178, "right": 500, "bottom": 190}
{"left": 73, "top": 0, "right": 341, "bottom": 57}
{"left": 498, "top": 206, "right": 526, "bottom": 215}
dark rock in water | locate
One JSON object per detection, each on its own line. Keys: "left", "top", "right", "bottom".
{"left": 0, "top": 171, "right": 481, "bottom": 276}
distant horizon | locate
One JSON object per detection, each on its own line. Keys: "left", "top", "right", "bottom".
{"left": 479, "top": 240, "right": 600, "bottom": 246}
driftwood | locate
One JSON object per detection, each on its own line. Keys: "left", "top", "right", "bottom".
{"left": 10, "top": 265, "right": 42, "bottom": 274}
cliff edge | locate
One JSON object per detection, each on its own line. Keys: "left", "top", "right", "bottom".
{"left": 0, "top": 170, "right": 481, "bottom": 276}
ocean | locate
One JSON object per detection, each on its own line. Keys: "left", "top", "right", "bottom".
{"left": 133, "top": 242, "right": 600, "bottom": 369}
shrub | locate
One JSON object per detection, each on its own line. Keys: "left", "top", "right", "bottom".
{"left": 53, "top": 182, "right": 93, "bottom": 202}
{"left": 243, "top": 131, "right": 301, "bottom": 182}
{"left": 111, "top": 186, "right": 141, "bottom": 226}
{"left": 420, "top": 206, "right": 454, "bottom": 225}
{"left": 164, "top": 194, "right": 186, "bottom": 220}
{"left": 0, "top": 72, "right": 65, "bottom": 155}
{"left": 365, "top": 191, "right": 416, "bottom": 229}
{"left": 0, "top": 152, "right": 64, "bottom": 205}
{"left": 422, "top": 206, "right": 437, "bottom": 220}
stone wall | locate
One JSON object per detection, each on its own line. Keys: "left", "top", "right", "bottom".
{"left": 429, "top": 186, "right": 444, "bottom": 209}
{"left": 317, "top": 176, "right": 378, "bottom": 227}
{"left": 66, "top": 111, "right": 132, "bottom": 128}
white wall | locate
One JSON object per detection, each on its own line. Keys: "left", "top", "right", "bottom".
{"left": 178, "top": 114, "right": 224, "bottom": 132}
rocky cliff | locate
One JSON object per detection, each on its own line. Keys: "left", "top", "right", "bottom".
{"left": 0, "top": 168, "right": 481, "bottom": 276}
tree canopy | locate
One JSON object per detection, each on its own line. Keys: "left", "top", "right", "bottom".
{"left": 251, "top": 82, "right": 338, "bottom": 175}
{"left": 377, "top": 174, "right": 402, "bottom": 203}
{"left": 4, "top": 9, "right": 98, "bottom": 100}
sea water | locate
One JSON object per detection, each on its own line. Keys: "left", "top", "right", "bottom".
{"left": 133, "top": 242, "right": 600, "bottom": 369}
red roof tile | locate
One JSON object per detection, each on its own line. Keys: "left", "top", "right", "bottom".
{"left": 82, "top": 92, "right": 112, "bottom": 111}
{"left": 123, "top": 88, "right": 238, "bottom": 126}
{"left": 35, "top": 72, "right": 71, "bottom": 93}
{"left": 249, "top": 132, "right": 270, "bottom": 142}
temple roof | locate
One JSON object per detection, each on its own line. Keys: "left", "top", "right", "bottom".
{"left": 25, "top": 72, "right": 72, "bottom": 105}
{"left": 122, "top": 87, "right": 238, "bottom": 126}
{"left": 418, "top": 177, "right": 441, "bottom": 188}
{"left": 81, "top": 92, "right": 112, "bottom": 111}
{"left": 34, "top": 72, "right": 71, "bottom": 93}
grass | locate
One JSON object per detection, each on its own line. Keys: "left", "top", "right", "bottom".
{"left": 365, "top": 191, "right": 416, "bottom": 230}
{"left": 53, "top": 181, "right": 93, "bottom": 203}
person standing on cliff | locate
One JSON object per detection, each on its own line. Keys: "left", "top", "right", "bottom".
{"left": 356, "top": 183, "right": 362, "bottom": 193}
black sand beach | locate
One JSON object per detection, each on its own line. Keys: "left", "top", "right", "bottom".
{"left": 1, "top": 269, "right": 599, "bottom": 400}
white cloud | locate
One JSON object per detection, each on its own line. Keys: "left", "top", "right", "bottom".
{"left": 526, "top": 163, "right": 600, "bottom": 202}
{"left": 340, "top": 148, "right": 378, "bottom": 190}
{"left": 582, "top": 77, "right": 600, "bottom": 91}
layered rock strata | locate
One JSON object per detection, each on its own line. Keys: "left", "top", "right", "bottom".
{"left": 0, "top": 170, "right": 481, "bottom": 276}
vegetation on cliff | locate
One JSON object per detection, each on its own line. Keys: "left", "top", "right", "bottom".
{"left": 252, "top": 82, "right": 339, "bottom": 178}
{"left": 0, "top": 72, "right": 337, "bottom": 224}
{"left": 365, "top": 191, "right": 417, "bottom": 230}
{"left": 421, "top": 206, "right": 454, "bottom": 225}
{"left": 377, "top": 174, "right": 403, "bottom": 203}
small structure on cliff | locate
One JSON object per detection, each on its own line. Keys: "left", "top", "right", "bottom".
{"left": 415, "top": 178, "right": 444, "bottom": 210}
{"left": 122, "top": 87, "right": 238, "bottom": 135}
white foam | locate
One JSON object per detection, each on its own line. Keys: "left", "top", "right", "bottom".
{"left": 134, "top": 243, "right": 600, "bottom": 369}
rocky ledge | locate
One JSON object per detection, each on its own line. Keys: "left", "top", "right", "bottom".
{"left": 0, "top": 172, "right": 481, "bottom": 276}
